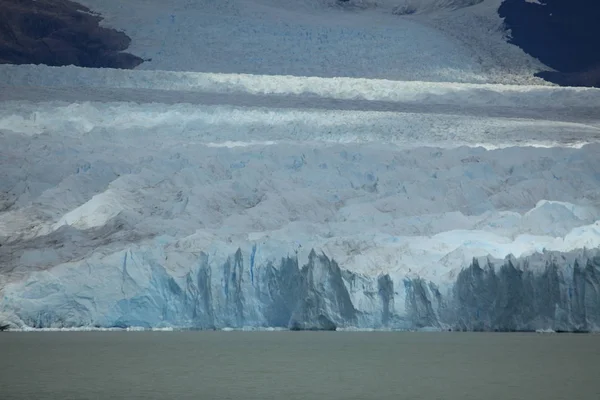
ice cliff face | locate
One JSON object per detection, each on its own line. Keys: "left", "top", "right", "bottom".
{"left": 2, "top": 244, "right": 600, "bottom": 332}
{"left": 453, "top": 251, "right": 600, "bottom": 332}
{"left": 0, "top": 246, "right": 371, "bottom": 330}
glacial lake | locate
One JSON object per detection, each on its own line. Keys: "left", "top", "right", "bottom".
{"left": 1, "top": 331, "right": 599, "bottom": 400}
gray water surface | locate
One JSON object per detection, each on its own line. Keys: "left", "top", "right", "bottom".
{"left": 1, "top": 332, "right": 599, "bottom": 400}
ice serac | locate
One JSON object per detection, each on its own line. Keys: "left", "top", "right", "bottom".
{"left": 289, "top": 250, "right": 356, "bottom": 331}
{"left": 377, "top": 274, "right": 394, "bottom": 326}
{"left": 404, "top": 278, "right": 444, "bottom": 329}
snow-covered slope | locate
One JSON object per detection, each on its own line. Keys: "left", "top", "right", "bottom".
{"left": 1, "top": 0, "right": 600, "bottom": 330}
{"left": 70, "top": 0, "right": 546, "bottom": 84}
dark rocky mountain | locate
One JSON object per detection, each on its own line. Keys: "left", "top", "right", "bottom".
{"left": 499, "top": 0, "right": 600, "bottom": 87}
{"left": 0, "top": 0, "right": 143, "bottom": 68}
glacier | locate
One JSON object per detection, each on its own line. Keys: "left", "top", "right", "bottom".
{"left": 2, "top": 118, "right": 600, "bottom": 330}
{"left": 2, "top": 0, "right": 600, "bottom": 331}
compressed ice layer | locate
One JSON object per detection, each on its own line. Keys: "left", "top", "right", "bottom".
{"left": 4, "top": 64, "right": 600, "bottom": 110}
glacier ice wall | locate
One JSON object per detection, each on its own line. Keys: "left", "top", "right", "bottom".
{"left": 2, "top": 244, "right": 600, "bottom": 332}
{"left": 453, "top": 251, "right": 600, "bottom": 332}
{"left": 0, "top": 246, "right": 389, "bottom": 330}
